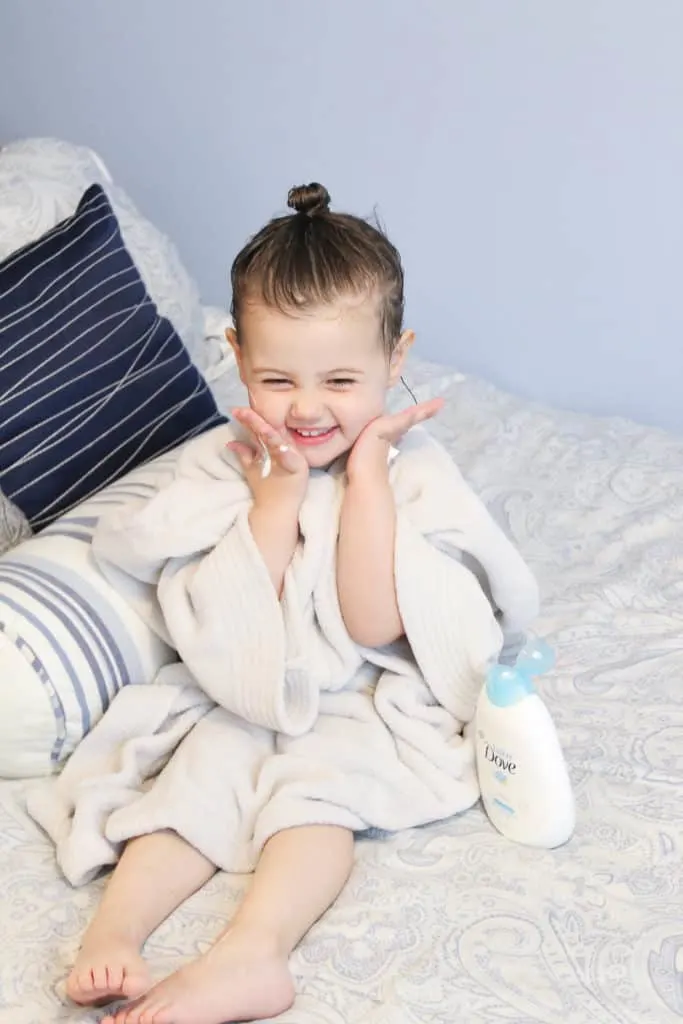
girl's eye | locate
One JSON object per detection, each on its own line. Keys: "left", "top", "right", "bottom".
{"left": 328, "top": 378, "right": 355, "bottom": 388}
{"left": 262, "top": 378, "right": 291, "bottom": 387}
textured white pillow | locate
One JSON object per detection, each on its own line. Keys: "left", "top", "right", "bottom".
{"left": 0, "top": 449, "right": 187, "bottom": 779}
{"left": 0, "top": 137, "right": 207, "bottom": 367}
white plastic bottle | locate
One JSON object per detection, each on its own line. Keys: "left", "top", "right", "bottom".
{"left": 474, "top": 640, "right": 575, "bottom": 848}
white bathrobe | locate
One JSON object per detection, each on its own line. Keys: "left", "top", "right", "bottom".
{"left": 27, "top": 423, "right": 539, "bottom": 886}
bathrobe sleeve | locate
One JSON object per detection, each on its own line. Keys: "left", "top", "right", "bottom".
{"left": 92, "top": 424, "right": 318, "bottom": 736}
{"left": 389, "top": 427, "right": 540, "bottom": 722}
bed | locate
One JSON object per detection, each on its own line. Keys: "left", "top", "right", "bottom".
{"left": 1, "top": 354, "right": 681, "bottom": 1024}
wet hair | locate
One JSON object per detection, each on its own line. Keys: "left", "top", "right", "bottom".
{"left": 230, "top": 182, "right": 405, "bottom": 354}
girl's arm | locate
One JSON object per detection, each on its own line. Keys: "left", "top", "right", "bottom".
{"left": 337, "top": 465, "right": 403, "bottom": 648}
{"left": 229, "top": 407, "right": 309, "bottom": 599}
{"left": 248, "top": 499, "right": 300, "bottom": 598}
{"left": 337, "top": 399, "right": 444, "bottom": 648}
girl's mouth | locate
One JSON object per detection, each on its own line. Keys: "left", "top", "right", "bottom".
{"left": 289, "top": 426, "right": 339, "bottom": 447}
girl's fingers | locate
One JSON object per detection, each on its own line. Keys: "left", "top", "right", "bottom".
{"left": 229, "top": 418, "right": 304, "bottom": 477}
{"left": 232, "top": 407, "right": 276, "bottom": 440}
{"left": 383, "top": 397, "right": 444, "bottom": 440}
{"left": 231, "top": 406, "right": 259, "bottom": 425}
{"left": 232, "top": 408, "right": 288, "bottom": 452}
{"left": 409, "top": 397, "right": 444, "bottom": 422}
{"left": 265, "top": 428, "right": 304, "bottom": 473}
{"left": 273, "top": 441, "right": 303, "bottom": 473}
{"left": 226, "top": 440, "right": 256, "bottom": 468}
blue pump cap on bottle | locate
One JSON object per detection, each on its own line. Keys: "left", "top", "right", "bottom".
{"left": 485, "top": 664, "right": 535, "bottom": 707}
{"left": 485, "top": 638, "right": 556, "bottom": 707}
{"left": 515, "top": 639, "right": 555, "bottom": 678}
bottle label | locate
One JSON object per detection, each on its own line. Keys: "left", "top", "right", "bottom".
{"left": 479, "top": 733, "right": 518, "bottom": 776}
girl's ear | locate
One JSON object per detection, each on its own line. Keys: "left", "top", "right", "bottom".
{"left": 388, "top": 329, "right": 415, "bottom": 386}
{"left": 226, "top": 328, "right": 247, "bottom": 384}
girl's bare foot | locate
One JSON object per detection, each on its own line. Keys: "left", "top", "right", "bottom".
{"left": 66, "top": 937, "right": 151, "bottom": 1007}
{"left": 102, "top": 928, "right": 294, "bottom": 1024}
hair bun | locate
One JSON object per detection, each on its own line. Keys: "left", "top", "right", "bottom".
{"left": 287, "top": 182, "right": 331, "bottom": 217}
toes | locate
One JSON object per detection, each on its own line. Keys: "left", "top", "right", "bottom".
{"left": 107, "top": 997, "right": 149, "bottom": 1024}
{"left": 106, "top": 964, "right": 125, "bottom": 991}
{"left": 137, "top": 1000, "right": 163, "bottom": 1024}
{"left": 101, "top": 1013, "right": 126, "bottom": 1024}
{"left": 66, "top": 970, "right": 95, "bottom": 1002}
{"left": 110, "top": 1008, "right": 131, "bottom": 1024}
{"left": 67, "top": 966, "right": 100, "bottom": 999}
{"left": 132, "top": 997, "right": 170, "bottom": 1024}
{"left": 91, "top": 965, "right": 108, "bottom": 990}
{"left": 122, "top": 970, "right": 151, "bottom": 1000}
{"left": 66, "top": 952, "right": 150, "bottom": 1009}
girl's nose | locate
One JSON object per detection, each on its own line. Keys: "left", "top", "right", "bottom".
{"left": 291, "top": 393, "right": 323, "bottom": 422}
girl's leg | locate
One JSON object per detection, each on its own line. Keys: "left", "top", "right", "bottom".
{"left": 105, "top": 824, "right": 354, "bottom": 1024}
{"left": 67, "top": 830, "right": 215, "bottom": 1005}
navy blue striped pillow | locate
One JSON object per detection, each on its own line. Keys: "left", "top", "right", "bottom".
{"left": 0, "top": 184, "right": 225, "bottom": 529}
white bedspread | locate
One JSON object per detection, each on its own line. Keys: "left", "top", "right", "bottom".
{"left": 1, "top": 357, "right": 682, "bottom": 1024}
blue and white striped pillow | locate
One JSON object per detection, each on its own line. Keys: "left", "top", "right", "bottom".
{"left": 0, "top": 446, "right": 188, "bottom": 779}
{"left": 0, "top": 184, "right": 225, "bottom": 530}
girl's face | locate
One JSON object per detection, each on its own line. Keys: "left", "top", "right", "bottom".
{"left": 228, "top": 295, "right": 413, "bottom": 468}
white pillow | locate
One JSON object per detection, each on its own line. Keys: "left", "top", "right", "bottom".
{"left": 0, "top": 137, "right": 207, "bottom": 368}
{"left": 0, "top": 448, "right": 189, "bottom": 779}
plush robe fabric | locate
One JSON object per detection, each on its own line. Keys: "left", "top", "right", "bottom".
{"left": 27, "top": 424, "right": 538, "bottom": 885}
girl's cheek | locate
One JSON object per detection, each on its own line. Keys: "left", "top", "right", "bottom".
{"left": 247, "top": 390, "right": 285, "bottom": 428}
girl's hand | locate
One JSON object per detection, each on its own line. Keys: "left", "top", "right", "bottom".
{"left": 346, "top": 397, "right": 444, "bottom": 481}
{"left": 227, "top": 408, "right": 309, "bottom": 509}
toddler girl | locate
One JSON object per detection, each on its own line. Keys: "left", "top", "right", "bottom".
{"left": 30, "top": 183, "right": 538, "bottom": 1024}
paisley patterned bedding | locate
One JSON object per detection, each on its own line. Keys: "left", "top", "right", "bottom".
{"left": 1, "top": 360, "right": 682, "bottom": 1023}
